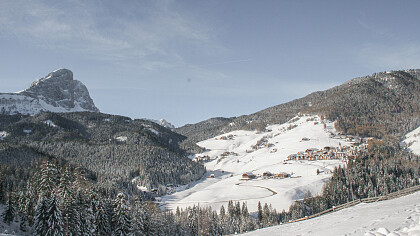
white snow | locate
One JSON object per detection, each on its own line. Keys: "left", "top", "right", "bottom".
{"left": 161, "top": 115, "right": 355, "bottom": 213}
{"left": 148, "top": 128, "right": 159, "bottom": 135}
{"left": 0, "top": 204, "right": 32, "bottom": 235}
{"left": 147, "top": 118, "right": 176, "bottom": 129}
{"left": 23, "top": 130, "right": 32, "bottom": 134}
{"left": 404, "top": 126, "right": 420, "bottom": 155}
{"left": 241, "top": 191, "right": 420, "bottom": 236}
{"left": 43, "top": 120, "right": 57, "bottom": 127}
{"left": 0, "top": 131, "right": 8, "bottom": 140}
{"left": 137, "top": 186, "right": 149, "bottom": 192}
{"left": 116, "top": 136, "right": 128, "bottom": 142}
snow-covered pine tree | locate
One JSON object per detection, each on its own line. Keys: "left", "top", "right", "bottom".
{"left": 61, "top": 190, "right": 80, "bottom": 235}
{"left": 58, "top": 166, "right": 73, "bottom": 200}
{"left": 38, "top": 161, "right": 60, "bottom": 197}
{"left": 219, "top": 205, "right": 227, "bottom": 234}
{"left": 34, "top": 195, "right": 49, "bottom": 236}
{"left": 131, "top": 199, "right": 145, "bottom": 234}
{"left": 112, "top": 192, "right": 132, "bottom": 236}
{"left": 257, "top": 201, "right": 263, "bottom": 226}
{"left": 75, "top": 190, "right": 94, "bottom": 236}
{"left": 2, "top": 195, "right": 15, "bottom": 225}
{"left": 45, "top": 193, "right": 64, "bottom": 236}
{"left": 95, "top": 199, "right": 111, "bottom": 235}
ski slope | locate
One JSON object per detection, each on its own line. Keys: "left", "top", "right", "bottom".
{"left": 241, "top": 191, "right": 420, "bottom": 236}
{"left": 161, "top": 115, "right": 354, "bottom": 212}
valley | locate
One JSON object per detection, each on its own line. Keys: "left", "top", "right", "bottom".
{"left": 162, "top": 115, "right": 361, "bottom": 212}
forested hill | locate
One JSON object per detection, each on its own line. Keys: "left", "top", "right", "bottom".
{"left": 176, "top": 69, "right": 420, "bottom": 143}
{"left": 0, "top": 112, "right": 205, "bottom": 191}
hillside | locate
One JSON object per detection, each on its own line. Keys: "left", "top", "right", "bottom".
{"left": 177, "top": 69, "right": 420, "bottom": 143}
{"left": 0, "top": 112, "right": 205, "bottom": 191}
{"left": 162, "top": 115, "right": 356, "bottom": 212}
{"left": 241, "top": 191, "right": 420, "bottom": 236}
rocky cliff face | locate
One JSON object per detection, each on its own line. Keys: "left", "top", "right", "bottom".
{"left": 0, "top": 69, "right": 99, "bottom": 115}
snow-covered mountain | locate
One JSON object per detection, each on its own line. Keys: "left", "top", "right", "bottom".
{"left": 0, "top": 68, "right": 99, "bottom": 115}
{"left": 148, "top": 118, "right": 176, "bottom": 130}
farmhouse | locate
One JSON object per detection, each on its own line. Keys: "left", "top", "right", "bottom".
{"left": 263, "top": 171, "right": 273, "bottom": 177}
{"left": 192, "top": 155, "right": 210, "bottom": 162}
{"left": 241, "top": 173, "right": 256, "bottom": 180}
{"left": 274, "top": 172, "right": 290, "bottom": 179}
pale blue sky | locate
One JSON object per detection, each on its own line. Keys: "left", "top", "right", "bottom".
{"left": 1, "top": 0, "right": 420, "bottom": 126}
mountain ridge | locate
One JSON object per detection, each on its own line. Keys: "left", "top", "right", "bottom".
{"left": 0, "top": 68, "right": 99, "bottom": 115}
{"left": 176, "top": 69, "right": 420, "bottom": 143}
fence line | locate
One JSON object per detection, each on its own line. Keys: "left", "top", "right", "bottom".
{"left": 287, "top": 185, "right": 420, "bottom": 224}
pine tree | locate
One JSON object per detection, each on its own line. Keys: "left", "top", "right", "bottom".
{"left": 75, "top": 190, "right": 93, "bottom": 236}
{"left": 112, "top": 192, "right": 132, "bottom": 236}
{"left": 2, "top": 196, "right": 15, "bottom": 225}
{"left": 38, "top": 161, "right": 60, "bottom": 197}
{"left": 61, "top": 191, "right": 80, "bottom": 236}
{"left": 95, "top": 199, "right": 111, "bottom": 236}
{"left": 34, "top": 196, "right": 49, "bottom": 236}
{"left": 45, "top": 193, "right": 64, "bottom": 236}
{"left": 257, "top": 201, "right": 263, "bottom": 226}
{"left": 131, "top": 199, "right": 145, "bottom": 235}
{"left": 58, "top": 167, "right": 80, "bottom": 236}
{"left": 22, "top": 181, "right": 36, "bottom": 226}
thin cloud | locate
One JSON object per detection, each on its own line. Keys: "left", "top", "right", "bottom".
{"left": 355, "top": 43, "right": 420, "bottom": 70}
{"left": 0, "top": 0, "right": 223, "bottom": 70}
{"left": 357, "top": 19, "right": 390, "bottom": 37}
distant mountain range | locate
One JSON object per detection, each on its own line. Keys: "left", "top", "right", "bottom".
{"left": 0, "top": 68, "right": 99, "bottom": 115}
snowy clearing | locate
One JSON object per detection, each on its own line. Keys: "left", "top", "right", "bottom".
{"left": 0, "top": 131, "right": 8, "bottom": 141}
{"left": 148, "top": 128, "right": 159, "bottom": 135}
{"left": 404, "top": 126, "right": 420, "bottom": 155}
{"left": 161, "top": 115, "right": 356, "bottom": 212}
{"left": 43, "top": 119, "right": 57, "bottom": 127}
{"left": 241, "top": 191, "right": 420, "bottom": 236}
{"left": 116, "top": 136, "right": 128, "bottom": 142}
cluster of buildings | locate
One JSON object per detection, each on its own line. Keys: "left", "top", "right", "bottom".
{"left": 217, "top": 134, "right": 235, "bottom": 140}
{"left": 287, "top": 136, "right": 374, "bottom": 162}
{"left": 241, "top": 171, "right": 290, "bottom": 180}
{"left": 192, "top": 155, "right": 211, "bottom": 162}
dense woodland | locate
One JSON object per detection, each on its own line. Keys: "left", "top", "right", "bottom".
{"left": 0, "top": 112, "right": 206, "bottom": 191}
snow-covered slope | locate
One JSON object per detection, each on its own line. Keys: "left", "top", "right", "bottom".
{"left": 404, "top": 126, "right": 420, "bottom": 155}
{"left": 0, "top": 204, "right": 32, "bottom": 235}
{"left": 241, "top": 191, "right": 420, "bottom": 236}
{"left": 148, "top": 118, "right": 176, "bottom": 129}
{"left": 0, "top": 69, "right": 99, "bottom": 115}
{"left": 161, "top": 115, "right": 355, "bottom": 212}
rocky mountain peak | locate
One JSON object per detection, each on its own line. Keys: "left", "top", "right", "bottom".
{"left": 0, "top": 69, "right": 99, "bottom": 115}
{"left": 27, "top": 68, "right": 73, "bottom": 90}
